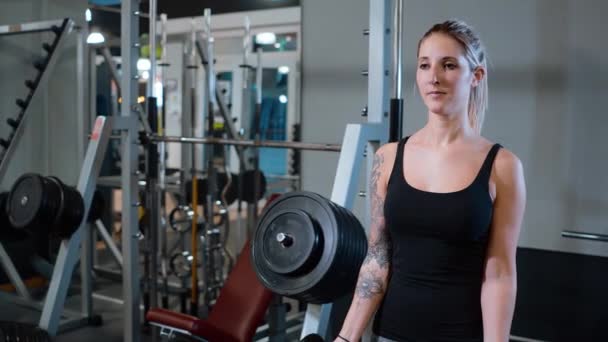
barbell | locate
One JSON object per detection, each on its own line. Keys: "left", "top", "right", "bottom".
{"left": 251, "top": 191, "right": 368, "bottom": 304}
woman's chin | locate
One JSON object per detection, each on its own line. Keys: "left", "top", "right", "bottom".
{"left": 426, "top": 105, "right": 448, "bottom": 115}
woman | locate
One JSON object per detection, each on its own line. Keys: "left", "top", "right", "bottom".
{"left": 335, "top": 20, "right": 526, "bottom": 342}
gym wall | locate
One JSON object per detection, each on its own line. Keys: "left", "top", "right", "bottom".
{"left": 0, "top": 0, "right": 87, "bottom": 190}
{"left": 300, "top": 0, "right": 369, "bottom": 221}
{"left": 301, "top": 1, "right": 608, "bottom": 340}
{"left": 302, "top": 0, "right": 608, "bottom": 258}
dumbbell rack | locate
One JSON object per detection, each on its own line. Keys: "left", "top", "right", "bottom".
{"left": 0, "top": 18, "right": 74, "bottom": 182}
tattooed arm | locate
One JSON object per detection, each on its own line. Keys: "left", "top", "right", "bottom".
{"left": 336, "top": 144, "right": 396, "bottom": 342}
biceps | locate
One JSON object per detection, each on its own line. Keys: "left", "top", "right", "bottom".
{"left": 485, "top": 172, "right": 526, "bottom": 278}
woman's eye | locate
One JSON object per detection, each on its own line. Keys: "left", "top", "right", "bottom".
{"left": 419, "top": 63, "right": 429, "bottom": 69}
{"left": 445, "top": 63, "right": 457, "bottom": 70}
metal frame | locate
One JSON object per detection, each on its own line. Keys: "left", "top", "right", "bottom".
{"left": 120, "top": 1, "right": 141, "bottom": 341}
{"left": 0, "top": 18, "right": 74, "bottom": 182}
{"left": 0, "top": 18, "right": 109, "bottom": 336}
{"left": 0, "top": 243, "right": 32, "bottom": 300}
{"left": 195, "top": 38, "right": 248, "bottom": 169}
{"left": 95, "top": 219, "right": 124, "bottom": 266}
{"left": 150, "top": 322, "right": 207, "bottom": 342}
{"left": 0, "top": 116, "right": 113, "bottom": 335}
{"left": 300, "top": 0, "right": 392, "bottom": 340}
{"left": 0, "top": 19, "right": 66, "bottom": 36}
{"left": 150, "top": 135, "right": 341, "bottom": 152}
{"left": 38, "top": 116, "right": 112, "bottom": 335}
{"left": 562, "top": 230, "right": 608, "bottom": 242}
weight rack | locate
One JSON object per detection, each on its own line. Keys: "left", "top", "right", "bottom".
{"left": 0, "top": 18, "right": 75, "bottom": 182}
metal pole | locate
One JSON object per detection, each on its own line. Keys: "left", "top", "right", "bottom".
{"left": 242, "top": 16, "right": 251, "bottom": 90}
{"left": 145, "top": 97, "right": 160, "bottom": 324}
{"left": 203, "top": 7, "right": 216, "bottom": 309}
{"left": 159, "top": 12, "right": 170, "bottom": 310}
{"left": 96, "top": 220, "right": 124, "bottom": 266}
{"left": 393, "top": 0, "right": 403, "bottom": 99}
{"left": 562, "top": 230, "right": 608, "bottom": 242}
{"left": 149, "top": 135, "right": 342, "bottom": 152}
{"left": 195, "top": 40, "right": 249, "bottom": 169}
{"left": 100, "top": 46, "right": 122, "bottom": 94}
{"left": 76, "top": 26, "right": 94, "bottom": 320}
{"left": 250, "top": 48, "right": 263, "bottom": 237}
{"left": 146, "top": 0, "right": 160, "bottom": 327}
{"left": 188, "top": 18, "right": 200, "bottom": 316}
{"left": 148, "top": 0, "right": 157, "bottom": 98}
{"left": 389, "top": 0, "right": 404, "bottom": 142}
{"left": 121, "top": 1, "right": 141, "bottom": 340}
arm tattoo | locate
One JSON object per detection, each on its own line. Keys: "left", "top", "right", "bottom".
{"left": 363, "top": 152, "right": 392, "bottom": 269}
{"left": 365, "top": 232, "right": 391, "bottom": 268}
{"left": 356, "top": 272, "right": 385, "bottom": 299}
{"left": 369, "top": 153, "right": 384, "bottom": 229}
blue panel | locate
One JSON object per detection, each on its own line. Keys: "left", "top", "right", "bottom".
{"left": 89, "top": 0, "right": 121, "bottom": 5}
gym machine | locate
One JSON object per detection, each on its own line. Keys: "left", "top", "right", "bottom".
{"left": 0, "top": 18, "right": 75, "bottom": 181}
{"left": 0, "top": 17, "right": 118, "bottom": 338}
{"left": 0, "top": 116, "right": 112, "bottom": 336}
{"left": 143, "top": 0, "right": 400, "bottom": 340}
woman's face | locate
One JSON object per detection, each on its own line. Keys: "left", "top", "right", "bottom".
{"left": 416, "top": 33, "right": 481, "bottom": 118}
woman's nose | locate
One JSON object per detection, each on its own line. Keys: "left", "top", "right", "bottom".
{"left": 431, "top": 74, "right": 439, "bottom": 85}
{"left": 429, "top": 66, "right": 441, "bottom": 85}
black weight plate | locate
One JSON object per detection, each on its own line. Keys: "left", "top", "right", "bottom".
{"left": 0, "top": 192, "right": 29, "bottom": 242}
{"left": 252, "top": 191, "right": 338, "bottom": 301}
{"left": 301, "top": 199, "right": 365, "bottom": 303}
{"left": 296, "top": 199, "right": 342, "bottom": 303}
{"left": 300, "top": 333, "right": 325, "bottom": 342}
{"left": 240, "top": 170, "right": 267, "bottom": 203}
{"left": 335, "top": 203, "right": 368, "bottom": 289}
{"left": 7, "top": 173, "right": 45, "bottom": 229}
{"left": 185, "top": 172, "right": 235, "bottom": 206}
{"left": 87, "top": 190, "right": 105, "bottom": 223}
{"left": 53, "top": 179, "right": 84, "bottom": 238}
{"left": 0, "top": 192, "right": 11, "bottom": 228}
{"left": 260, "top": 208, "right": 322, "bottom": 276}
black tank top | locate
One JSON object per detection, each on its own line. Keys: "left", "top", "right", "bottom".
{"left": 373, "top": 137, "right": 502, "bottom": 342}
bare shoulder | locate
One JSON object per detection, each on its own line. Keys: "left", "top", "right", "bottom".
{"left": 492, "top": 146, "right": 526, "bottom": 196}
{"left": 477, "top": 137, "right": 523, "bottom": 175}
{"left": 494, "top": 147, "right": 523, "bottom": 178}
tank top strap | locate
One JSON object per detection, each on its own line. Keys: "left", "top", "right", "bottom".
{"left": 476, "top": 143, "right": 502, "bottom": 184}
{"left": 387, "top": 136, "right": 409, "bottom": 185}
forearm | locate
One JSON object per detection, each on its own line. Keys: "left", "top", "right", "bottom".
{"left": 481, "top": 276, "right": 517, "bottom": 342}
{"left": 338, "top": 265, "right": 389, "bottom": 341}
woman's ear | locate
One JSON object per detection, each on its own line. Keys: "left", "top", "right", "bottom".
{"left": 472, "top": 66, "right": 485, "bottom": 87}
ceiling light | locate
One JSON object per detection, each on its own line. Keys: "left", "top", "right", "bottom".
{"left": 137, "top": 58, "right": 151, "bottom": 71}
{"left": 85, "top": 9, "right": 92, "bottom": 22}
{"left": 86, "top": 32, "right": 105, "bottom": 44}
{"left": 255, "top": 32, "right": 276, "bottom": 45}
{"left": 278, "top": 66, "right": 289, "bottom": 74}
{"left": 279, "top": 95, "right": 288, "bottom": 104}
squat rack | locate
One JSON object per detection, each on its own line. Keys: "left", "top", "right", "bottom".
{"left": 113, "top": 0, "right": 401, "bottom": 341}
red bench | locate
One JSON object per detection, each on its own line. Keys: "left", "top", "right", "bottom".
{"left": 146, "top": 241, "right": 273, "bottom": 342}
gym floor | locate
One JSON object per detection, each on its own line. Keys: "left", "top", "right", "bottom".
{"left": 0, "top": 285, "right": 126, "bottom": 342}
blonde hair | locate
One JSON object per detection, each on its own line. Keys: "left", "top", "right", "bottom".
{"left": 417, "top": 19, "right": 488, "bottom": 134}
